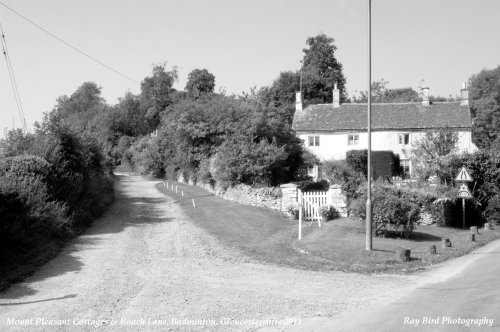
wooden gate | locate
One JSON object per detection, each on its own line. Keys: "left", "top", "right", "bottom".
{"left": 299, "top": 190, "right": 329, "bottom": 222}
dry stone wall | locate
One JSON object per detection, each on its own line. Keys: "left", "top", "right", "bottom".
{"left": 176, "top": 175, "right": 282, "bottom": 212}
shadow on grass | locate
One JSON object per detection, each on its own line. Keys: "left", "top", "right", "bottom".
{"left": 409, "top": 232, "right": 442, "bottom": 242}
{"left": 372, "top": 248, "right": 396, "bottom": 254}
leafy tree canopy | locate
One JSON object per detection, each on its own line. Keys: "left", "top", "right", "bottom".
{"left": 140, "top": 62, "right": 178, "bottom": 111}
{"left": 352, "top": 79, "right": 420, "bottom": 103}
{"left": 468, "top": 66, "right": 500, "bottom": 149}
{"left": 301, "top": 33, "right": 347, "bottom": 105}
{"left": 412, "top": 128, "right": 459, "bottom": 180}
{"left": 185, "top": 68, "right": 216, "bottom": 98}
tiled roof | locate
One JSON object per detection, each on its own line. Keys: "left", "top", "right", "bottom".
{"left": 292, "top": 102, "right": 472, "bottom": 132}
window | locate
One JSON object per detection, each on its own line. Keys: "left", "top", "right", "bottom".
{"left": 347, "top": 134, "right": 359, "bottom": 146}
{"left": 308, "top": 136, "right": 320, "bottom": 146}
{"left": 398, "top": 133, "right": 410, "bottom": 146}
{"left": 400, "top": 159, "right": 410, "bottom": 175}
{"left": 307, "top": 165, "right": 319, "bottom": 180}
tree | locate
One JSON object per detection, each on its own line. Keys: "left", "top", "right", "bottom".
{"left": 301, "top": 33, "right": 347, "bottom": 105}
{"left": 468, "top": 66, "right": 500, "bottom": 149}
{"left": 412, "top": 129, "right": 459, "bottom": 180}
{"left": 185, "top": 68, "right": 215, "bottom": 98}
{"left": 140, "top": 62, "right": 178, "bottom": 111}
{"left": 353, "top": 79, "right": 420, "bottom": 103}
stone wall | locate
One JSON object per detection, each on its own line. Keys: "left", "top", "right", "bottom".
{"left": 280, "top": 183, "right": 298, "bottom": 213}
{"left": 176, "top": 174, "right": 282, "bottom": 212}
{"left": 174, "top": 175, "right": 349, "bottom": 217}
{"left": 328, "top": 184, "right": 348, "bottom": 217}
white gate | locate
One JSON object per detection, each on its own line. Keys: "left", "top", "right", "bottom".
{"left": 299, "top": 190, "right": 329, "bottom": 222}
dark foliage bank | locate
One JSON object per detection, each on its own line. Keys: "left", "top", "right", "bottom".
{"left": 0, "top": 124, "right": 114, "bottom": 290}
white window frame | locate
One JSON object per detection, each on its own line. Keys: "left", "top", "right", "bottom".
{"left": 308, "top": 135, "right": 320, "bottom": 147}
{"left": 347, "top": 134, "right": 359, "bottom": 146}
{"left": 398, "top": 133, "right": 410, "bottom": 146}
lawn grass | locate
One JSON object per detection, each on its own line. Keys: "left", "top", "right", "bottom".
{"left": 156, "top": 180, "right": 500, "bottom": 274}
{"left": 298, "top": 218, "right": 500, "bottom": 273}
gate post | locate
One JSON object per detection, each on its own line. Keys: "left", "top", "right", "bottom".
{"left": 298, "top": 189, "right": 303, "bottom": 240}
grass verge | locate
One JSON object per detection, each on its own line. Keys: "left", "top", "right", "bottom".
{"left": 157, "top": 179, "right": 500, "bottom": 274}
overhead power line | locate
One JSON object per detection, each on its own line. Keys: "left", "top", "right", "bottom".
{"left": 0, "top": 1, "right": 140, "bottom": 85}
{"left": 1, "top": 22, "right": 27, "bottom": 131}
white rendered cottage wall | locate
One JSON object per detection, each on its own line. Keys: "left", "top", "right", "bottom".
{"left": 299, "top": 129, "right": 476, "bottom": 163}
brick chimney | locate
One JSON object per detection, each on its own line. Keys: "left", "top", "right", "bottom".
{"left": 422, "top": 86, "right": 430, "bottom": 106}
{"left": 460, "top": 82, "right": 469, "bottom": 106}
{"left": 295, "top": 92, "right": 302, "bottom": 111}
{"left": 332, "top": 83, "right": 340, "bottom": 108}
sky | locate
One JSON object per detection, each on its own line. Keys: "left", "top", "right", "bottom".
{"left": 0, "top": 0, "right": 499, "bottom": 133}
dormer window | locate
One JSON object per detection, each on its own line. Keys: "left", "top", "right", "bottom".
{"left": 308, "top": 136, "right": 320, "bottom": 146}
{"left": 398, "top": 133, "right": 410, "bottom": 146}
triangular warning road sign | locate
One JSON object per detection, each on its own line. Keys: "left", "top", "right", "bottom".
{"left": 457, "top": 183, "right": 472, "bottom": 199}
{"left": 455, "top": 166, "right": 473, "bottom": 182}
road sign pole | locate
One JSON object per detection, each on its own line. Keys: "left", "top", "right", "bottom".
{"left": 462, "top": 198, "right": 466, "bottom": 230}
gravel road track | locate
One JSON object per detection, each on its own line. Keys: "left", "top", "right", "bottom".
{"left": 0, "top": 174, "right": 415, "bottom": 331}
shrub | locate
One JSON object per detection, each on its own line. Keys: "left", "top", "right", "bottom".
{"left": 296, "top": 179, "right": 330, "bottom": 192}
{"left": 484, "top": 195, "right": 500, "bottom": 225}
{"left": 345, "top": 149, "right": 402, "bottom": 180}
{"left": 319, "top": 205, "right": 339, "bottom": 219}
{"left": 351, "top": 186, "right": 420, "bottom": 238}
{"left": 322, "top": 159, "right": 366, "bottom": 208}
{"left": 345, "top": 150, "right": 367, "bottom": 176}
{"left": 286, "top": 203, "right": 299, "bottom": 215}
{"left": 0, "top": 170, "right": 71, "bottom": 242}
{"left": 0, "top": 155, "right": 51, "bottom": 179}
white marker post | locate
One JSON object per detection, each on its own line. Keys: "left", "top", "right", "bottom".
{"left": 455, "top": 166, "right": 473, "bottom": 229}
{"left": 192, "top": 199, "right": 196, "bottom": 208}
{"left": 298, "top": 190, "right": 303, "bottom": 240}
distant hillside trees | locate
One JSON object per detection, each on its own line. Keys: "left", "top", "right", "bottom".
{"left": 352, "top": 79, "right": 421, "bottom": 103}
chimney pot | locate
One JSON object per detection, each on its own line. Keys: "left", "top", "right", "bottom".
{"left": 332, "top": 84, "right": 340, "bottom": 108}
{"left": 422, "top": 86, "right": 430, "bottom": 106}
{"left": 295, "top": 92, "right": 302, "bottom": 111}
{"left": 461, "top": 82, "right": 469, "bottom": 106}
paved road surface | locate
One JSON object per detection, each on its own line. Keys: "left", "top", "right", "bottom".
{"left": 281, "top": 237, "right": 500, "bottom": 331}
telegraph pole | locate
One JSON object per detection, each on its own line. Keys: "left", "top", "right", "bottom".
{"left": 366, "top": 0, "right": 373, "bottom": 251}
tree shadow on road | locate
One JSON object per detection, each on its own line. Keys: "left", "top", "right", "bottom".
{"left": 0, "top": 175, "right": 174, "bottom": 299}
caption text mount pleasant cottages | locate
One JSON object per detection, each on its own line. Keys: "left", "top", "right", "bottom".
{"left": 292, "top": 84, "right": 477, "bottom": 178}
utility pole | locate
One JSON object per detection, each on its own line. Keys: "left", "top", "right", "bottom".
{"left": 366, "top": 0, "right": 373, "bottom": 251}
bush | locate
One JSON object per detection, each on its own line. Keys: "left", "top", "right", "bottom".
{"left": 436, "top": 150, "right": 500, "bottom": 225}
{"left": 0, "top": 155, "right": 51, "bottom": 179}
{"left": 345, "top": 150, "right": 367, "bottom": 176}
{"left": 319, "top": 205, "right": 339, "bottom": 219}
{"left": 484, "top": 195, "right": 500, "bottom": 225}
{"left": 351, "top": 186, "right": 420, "bottom": 238}
{"left": 296, "top": 179, "right": 330, "bottom": 192}
{"left": 0, "top": 168, "right": 71, "bottom": 242}
{"left": 322, "top": 159, "right": 366, "bottom": 208}
{"left": 286, "top": 203, "right": 299, "bottom": 217}
{"left": 345, "top": 149, "right": 402, "bottom": 180}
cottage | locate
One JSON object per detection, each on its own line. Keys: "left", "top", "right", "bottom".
{"left": 292, "top": 84, "right": 477, "bottom": 179}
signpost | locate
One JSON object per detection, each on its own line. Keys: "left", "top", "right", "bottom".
{"left": 455, "top": 166, "right": 473, "bottom": 229}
